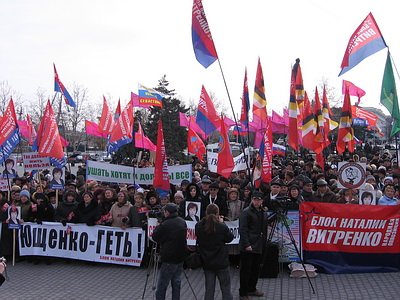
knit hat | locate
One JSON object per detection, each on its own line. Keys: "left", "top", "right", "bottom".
{"left": 164, "top": 203, "right": 178, "bottom": 213}
{"left": 384, "top": 176, "right": 394, "bottom": 183}
{"left": 174, "top": 191, "right": 184, "bottom": 199}
{"left": 227, "top": 187, "right": 239, "bottom": 196}
{"left": 20, "top": 189, "right": 30, "bottom": 199}
{"left": 366, "top": 175, "right": 376, "bottom": 182}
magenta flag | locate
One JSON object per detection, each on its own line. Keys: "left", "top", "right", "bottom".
{"left": 179, "top": 112, "right": 206, "bottom": 140}
{"left": 85, "top": 120, "right": 108, "bottom": 138}
{"left": 342, "top": 80, "right": 366, "bottom": 105}
{"left": 135, "top": 122, "right": 157, "bottom": 151}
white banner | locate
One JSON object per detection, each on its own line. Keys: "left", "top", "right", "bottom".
{"left": 22, "top": 152, "right": 51, "bottom": 171}
{"left": 0, "top": 179, "right": 11, "bottom": 191}
{"left": 86, "top": 160, "right": 192, "bottom": 185}
{"left": 207, "top": 149, "right": 250, "bottom": 173}
{"left": 18, "top": 222, "right": 145, "bottom": 267}
{"left": 147, "top": 218, "right": 240, "bottom": 246}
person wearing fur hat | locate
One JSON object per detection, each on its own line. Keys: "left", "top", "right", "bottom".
{"left": 55, "top": 190, "right": 78, "bottom": 224}
{"left": 71, "top": 191, "right": 100, "bottom": 226}
{"left": 26, "top": 192, "right": 54, "bottom": 224}
{"left": 173, "top": 191, "right": 184, "bottom": 206}
{"left": 109, "top": 190, "right": 133, "bottom": 227}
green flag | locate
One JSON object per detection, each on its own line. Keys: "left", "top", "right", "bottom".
{"left": 380, "top": 51, "right": 400, "bottom": 137}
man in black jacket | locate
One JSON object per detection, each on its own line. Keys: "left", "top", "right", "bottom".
{"left": 152, "top": 203, "right": 187, "bottom": 300}
{"left": 238, "top": 191, "right": 267, "bottom": 300}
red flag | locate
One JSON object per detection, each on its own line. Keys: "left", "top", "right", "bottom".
{"left": 114, "top": 98, "right": 121, "bottom": 120}
{"left": 288, "top": 59, "right": 303, "bottom": 150}
{"left": 0, "top": 98, "right": 18, "bottom": 146}
{"left": 301, "top": 92, "right": 323, "bottom": 154}
{"left": 38, "top": 100, "right": 64, "bottom": 159}
{"left": 336, "top": 88, "right": 355, "bottom": 154}
{"left": 316, "top": 152, "right": 325, "bottom": 171}
{"left": 240, "top": 68, "right": 250, "bottom": 124}
{"left": 217, "top": 117, "right": 234, "bottom": 179}
{"left": 60, "top": 135, "right": 69, "bottom": 147}
{"left": 313, "top": 87, "right": 329, "bottom": 150}
{"left": 260, "top": 116, "right": 272, "bottom": 183}
{"left": 153, "top": 120, "right": 170, "bottom": 191}
{"left": 322, "top": 86, "right": 339, "bottom": 135}
{"left": 135, "top": 122, "right": 157, "bottom": 151}
{"left": 98, "top": 96, "right": 114, "bottom": 135}
{"left": 85, "top": 120, "right": 108, "bottom": 138}
{"left": 351, "top": 106, "right": 378, "bottom": 126}
{"left": 252, "top": 58, "right": 267, "bottom": 125}
{"left": 195, "top": 85, "right": 221, "bottom": 136}
{"left": 109, "top": 101, "right": 134, "bottom": 143}
{"left": 187, "top": 126, "right": 206, "bottom": 162}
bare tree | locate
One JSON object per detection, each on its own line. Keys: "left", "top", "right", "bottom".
{"left": 0, "top": 81, "right": 23, "bottom": 114}
{"left": 27, "top": 87, "right": 49, "bottom": 124}
{"left": 60, "top": 83, "right": 94, "bottom": 152}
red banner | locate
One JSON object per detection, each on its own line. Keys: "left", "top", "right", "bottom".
{"left": 300, "top": 202, "right": 400, "bottom": 254}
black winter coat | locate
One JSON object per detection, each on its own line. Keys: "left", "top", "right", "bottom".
{"left": 72, "top": 200, "right": 100, "bottom": 225}
{"left": 239, "top": 204, "right": 267, "bottom": 254}
{"left": 195, "top": 219, "right": 234, "bottom": 270}
{"left": 54, "top": 201, "right": 78, "bottom": 222}
{"left": 152, "top": 214, "right": 187, "bottom": 264}
{"left": 26, "top": 203, "right": 55, "bottom": 223}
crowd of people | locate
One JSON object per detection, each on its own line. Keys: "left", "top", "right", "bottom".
{"left": 1, "top": 143, "right": 400, "bottom": 299}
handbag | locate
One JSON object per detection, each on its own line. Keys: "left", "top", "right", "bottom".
{"left": 185, "top": 250, "right": 203, "bottom": 269}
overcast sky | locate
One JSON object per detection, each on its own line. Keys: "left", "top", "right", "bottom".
{"left": 1, "top": 0, "right": 399, "bottom": 118}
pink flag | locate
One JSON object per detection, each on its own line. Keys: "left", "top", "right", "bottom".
{"left": 85, "top": 120, "right": 108, "bottom": 138}
{"left": 135, "top": 122, "right": 157, "bottom": 151}
{"left": 342, "top": 80, "right": 366, "bottom": 105}
{"left": 179, "top": 112, "right": 206, "bottom": 140}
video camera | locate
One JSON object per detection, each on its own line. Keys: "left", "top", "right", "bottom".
{"left": 148, "top": 209, "right": 164, "bottom": 222}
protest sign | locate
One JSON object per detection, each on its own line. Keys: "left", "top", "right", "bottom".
{"left": 22, "top": 152, "right": 51, "bottom": 171}
{"left": 300, "top": 202, "right": 400, "bottom": 273}
{"left": 147, "top": 218, "right": 240, "bottom": 246}
{"left": 337, "top": 162, "right": 366, "bottom": 189}
{"left": 86, "top": 160, "right": 192, "bottom": 185}
{"left": 0, "top": 179, "right": 11, "bottom": 191}
{"left": 207, "top": 148, "right": 250, "bottom": 173}
{"left": 19, "top": 222, "right": 145, "bottom": 267}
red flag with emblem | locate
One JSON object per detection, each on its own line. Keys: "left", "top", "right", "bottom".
{"left": 98, "top": 96, "right": 114, "bottom": 135}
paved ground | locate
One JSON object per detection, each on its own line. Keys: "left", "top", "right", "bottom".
{"left": 1, "top": 258, "right": 400, "bottom": 300}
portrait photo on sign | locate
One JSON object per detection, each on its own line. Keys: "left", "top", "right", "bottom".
{"left": 2, "top": 158, "right": 19, "bottom": 179}
{"left": 49, "top": 167, "right": 65, "bottom": 190}
{"left": 7, "top": 204, "right": 21, "bottom": 229}
{"left": 359, "top": 189, "right": 377, "bottom": 205}
{"left": 184, "top": 201, "right": 201, "bottom": 222}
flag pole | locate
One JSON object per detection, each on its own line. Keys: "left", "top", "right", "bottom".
{"left": 216, "top": 59, "right": 253, "bottom": 185}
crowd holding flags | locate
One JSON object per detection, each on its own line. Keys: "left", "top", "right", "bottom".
{"left": 0, "top": 9, "right": 397, "bottom": 195}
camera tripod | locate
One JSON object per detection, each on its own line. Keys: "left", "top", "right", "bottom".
{"left": 266, "top": 208, "right": 315, "bottom": 295}
{"left": 141, "top": 242, "right": 198, "bottom": 300}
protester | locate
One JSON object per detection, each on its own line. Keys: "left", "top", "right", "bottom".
{"left": 55, "top": 190, "right": 78, "bottom": 224}
{"left": 238, "top": 191, "right": 267, "bottom": 299}
{"left": 313, "top": 179, "right": 336, "bottom": 203}
{"left": 71, "top": 191, "right": 100, "bottom": 225}
{"left": 109, "top": 191, "right": 132, "bottom": 227}
{"left": 152, "top": 203, "right": 187, "bottom": 300}
{"left": 378, "top": 183, "right": 399, "bottom": 205}
{"left": 195, "top": 204, "right": 234, "bottom": 300}
{"left": 127, "top": 192, "right": 148, "bottom": 228}
{"left": 16, "top": 189, "right": 32, "bottom": 221}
